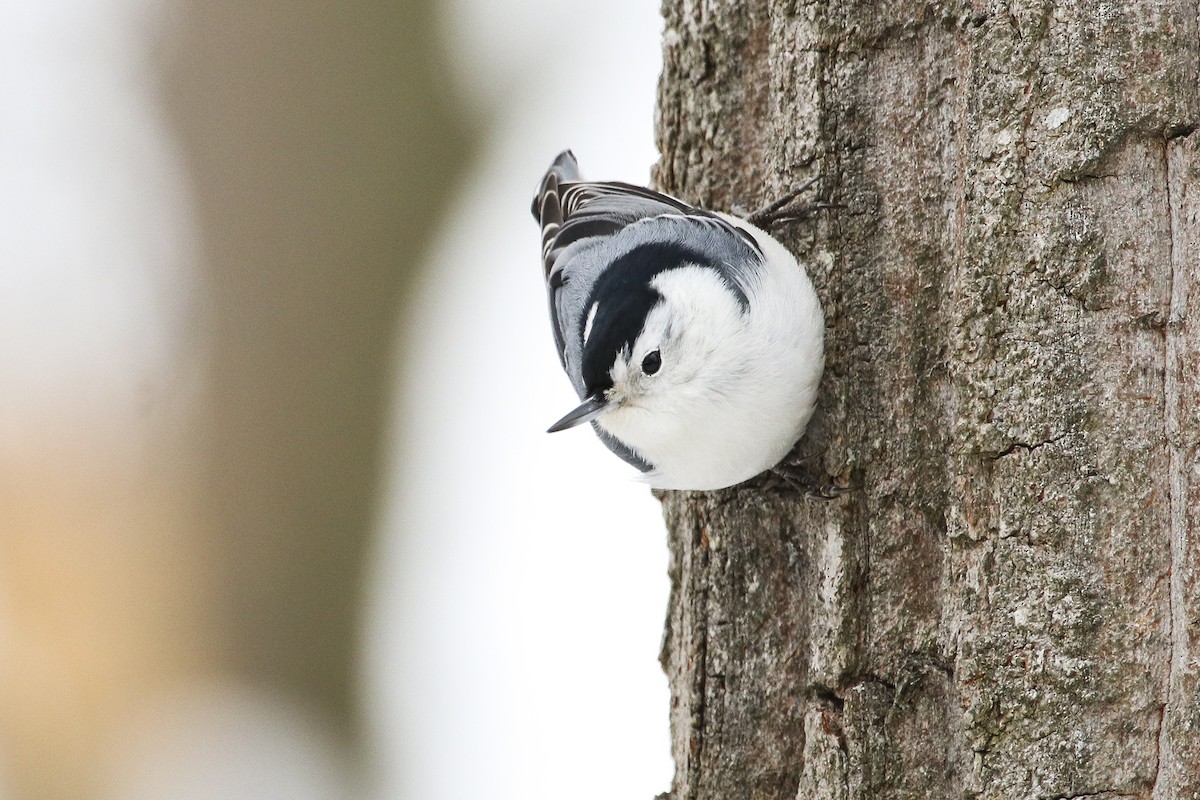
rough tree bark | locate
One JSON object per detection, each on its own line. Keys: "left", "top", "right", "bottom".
{"left": 652, "top": 1, "right": 1199, "bottom": 798}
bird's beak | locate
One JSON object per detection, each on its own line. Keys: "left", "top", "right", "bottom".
{"left": 547, "top": 393, "right": 614, "bottom": 433}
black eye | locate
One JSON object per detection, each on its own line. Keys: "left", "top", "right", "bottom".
{"left": 641, "top": 350, "right": 662, "bottom": 375}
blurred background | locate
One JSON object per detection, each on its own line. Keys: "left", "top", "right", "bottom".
{"left": 0, "top": 1, "right": 669, "bottom": 798}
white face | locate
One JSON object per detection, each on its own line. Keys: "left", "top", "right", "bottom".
{"left": 603, "top": 305, "right": 670, "bottom": 407}
{"left": 599, "top": 266, "right": 749, "bottom": 430}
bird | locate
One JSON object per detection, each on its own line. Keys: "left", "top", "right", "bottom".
{"left": 533, "top": 150, "right": 825, "bottom": 491}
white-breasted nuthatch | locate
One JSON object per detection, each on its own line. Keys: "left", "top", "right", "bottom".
{"left": 533, "top": 151, "right": 824, "bottom": 491}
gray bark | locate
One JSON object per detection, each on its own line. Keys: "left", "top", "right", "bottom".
{"left": 652, "top": 2, "right": 1200, "bottom": 798}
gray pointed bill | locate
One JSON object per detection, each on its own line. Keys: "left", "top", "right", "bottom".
{"left": 547, "top": 393, "right": 614, "bottom": 433}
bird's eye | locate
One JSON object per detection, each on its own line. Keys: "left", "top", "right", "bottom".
{"left": 641, "top": 350, "right": 662, "bottom": 375}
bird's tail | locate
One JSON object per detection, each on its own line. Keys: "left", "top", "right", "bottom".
{"left": 532, "top": 150, "right": 581, "bottom": 278}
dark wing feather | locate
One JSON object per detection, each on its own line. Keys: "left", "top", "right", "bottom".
{"left": 531, "top": 151, "right": 764, "bottom": 370}
{"left": 533, "top": 151, "right": 761, "bottom": 278}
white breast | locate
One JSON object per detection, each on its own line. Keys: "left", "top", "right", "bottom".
{"left": 597, "top": 216, "right": 824, "bottom": 490}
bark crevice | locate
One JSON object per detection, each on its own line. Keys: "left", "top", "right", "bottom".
{"left": 1151, "top": 133, "right": 1191, "bottom": 800}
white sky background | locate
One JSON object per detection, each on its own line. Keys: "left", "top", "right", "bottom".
{"left": 364, "top": 2, "right": 673, "bottom": 800}
{"left": 0, "top": 0, "right": 669, "bottom": 795}
{"left": 0, "top": 0, "right": 196, "bottom": 460}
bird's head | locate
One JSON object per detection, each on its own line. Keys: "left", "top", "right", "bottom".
{"left": 547, "top": 263, "right": 749, "bottom": 439}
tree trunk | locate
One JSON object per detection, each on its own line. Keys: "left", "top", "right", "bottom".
{"left": 652, "top": 2, "right": 1200, "bottom": 798}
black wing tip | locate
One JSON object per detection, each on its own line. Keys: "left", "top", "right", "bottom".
{"left": 531, "top": 150, "right": 580, "bottom": 221}
{"left": 535, "top": 148, "right": 585, "bottom": 219}
{"left": 545, "top": 150, "right": 582, "bottom": 185}
{"left": 553, "top": 149, "right": 578, "bottom": 172}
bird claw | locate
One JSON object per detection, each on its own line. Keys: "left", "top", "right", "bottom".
{"left": 804, "top": 483, "right": 855, "bottom": 501}
{"left": 745, "top": 178, "right": 831, "bottom": 229}
{"left": 769, "top": 460, "right": 855, "bottom": 501}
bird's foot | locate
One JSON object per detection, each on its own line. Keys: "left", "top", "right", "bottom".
{"left": 741, "top": 178, "right": 839, "bottom": 230}
{"left": 803, "top": 482, "right": 856, "bottom": 501}
{"left": 770, "top": 459, "right": 855, "bottom": 501}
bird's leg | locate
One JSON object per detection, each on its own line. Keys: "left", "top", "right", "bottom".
{"left": 742, "top": 178, "right": 839, "bottom": 230}
{"left": 770, "top": 456, "right": 855, "bottom": 501}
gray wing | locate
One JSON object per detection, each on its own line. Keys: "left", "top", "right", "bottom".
{"left": 532, "top": 151, "right": 763, "bottom": 376}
